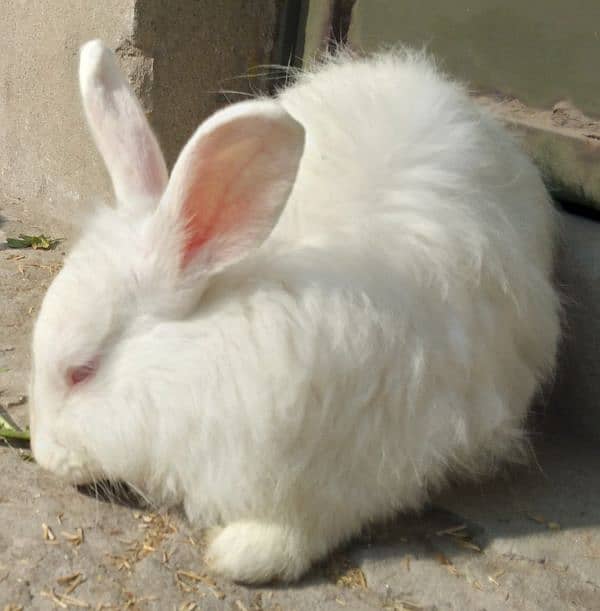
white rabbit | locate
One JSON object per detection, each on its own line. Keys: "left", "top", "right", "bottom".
{"left": 30, "top": 40, "right": 560, "bottom": 583}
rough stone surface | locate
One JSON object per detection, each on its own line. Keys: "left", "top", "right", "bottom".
{"left": 1, "top": 197, "right": 599, "bottom": 610}
{"left": 130, "top": 1, "right": 283, "bottom": 168}
{"left": 0, "top": 1, "right": 135, "bottom": 223}
{"left": 477, "top": 96, "right": 600, "bottom": 213}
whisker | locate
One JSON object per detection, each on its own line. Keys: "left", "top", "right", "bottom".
{"left": 208, "top": 89, "right": 257, "bottom": 98}
{"left": 124, "top": 480, "right": 154, "bottom": 511}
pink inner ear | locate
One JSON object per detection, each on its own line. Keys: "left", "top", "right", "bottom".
{"left": 180, "top": 194, "right": 251, "bottom": 268}
{"left": 180, "top": 193, "right": 221, "bottom": 268}
{"left": 177, "top": 139, "right": 267, "bottom": 269}
{"left": 162, "top": 104, "right": 304, "bottom": 274}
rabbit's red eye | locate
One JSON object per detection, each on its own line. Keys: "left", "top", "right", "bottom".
{"left": 67, "top": 359, "right": 98, "bottom": 387}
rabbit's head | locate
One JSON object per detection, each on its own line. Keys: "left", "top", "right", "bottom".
{"left": 30, "top": 40, "right": 304, "bottom": 486}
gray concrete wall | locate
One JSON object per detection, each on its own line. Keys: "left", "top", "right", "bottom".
{"left": 0, "top": 1, "right": 285, "bottom": 223}
{"left": 551, "top": 212, "right": 600, "bottom": 442}
{"left": 0, "top": 1, "right": 135, "bottom": 220}
{"left": 131, "top": 1, "right": 283, "bottom": 168}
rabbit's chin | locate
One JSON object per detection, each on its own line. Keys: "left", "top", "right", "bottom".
{"left": 32, "top": 433, "right": 105, "bottom": 486}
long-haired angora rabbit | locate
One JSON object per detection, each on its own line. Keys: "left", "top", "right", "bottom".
{"left": 30, "top": 40, "right": 560, "bottom": 583}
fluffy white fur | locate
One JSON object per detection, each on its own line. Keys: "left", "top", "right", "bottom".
{"left": 30, "top": 41, "right": 560, "bottom": 583}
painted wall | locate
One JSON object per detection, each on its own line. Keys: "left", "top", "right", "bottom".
{"left": 348, "top": 0, "right": 600, "bottom": 118}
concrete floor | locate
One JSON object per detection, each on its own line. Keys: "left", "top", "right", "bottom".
{"left": 1, "top": 195, "right": 599, "bottom": 610}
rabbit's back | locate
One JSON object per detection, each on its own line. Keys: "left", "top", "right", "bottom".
{"left": 276, "top": 51, "right": 554, "bottom": 280}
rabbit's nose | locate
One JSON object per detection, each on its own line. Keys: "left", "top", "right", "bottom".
{"left": 31, "top": 429, "right": 99, "bottom": 485}
{"left": 30, "top": 429, "right": 61, "bottom": 471}
{"left": 31, "top": 431, "right": 72, "bottom": 476}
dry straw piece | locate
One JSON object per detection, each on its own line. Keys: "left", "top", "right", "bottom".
{"left": 42, "top": 523, "right": 56, "bottom": 542}
{"left": 62, "top": 528, "right": 84, "bottom": 546}
{"left": 56, "top": 572, "right": 85, "bottom": 595}
{"left": 175, "top": 569, "right": 226, "bottom": 600}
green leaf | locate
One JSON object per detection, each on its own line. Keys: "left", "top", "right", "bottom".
{"left": 0, "top": 414, "right": 31, "bottom": 442}
{"left": 0, "top": 367, "right": 9, "bottom": 373}
{"left": 6, "top": 233, "right": 60, "bottom": 250}
{"left": 6, "top": 237, "right": 31, "bottom": 248}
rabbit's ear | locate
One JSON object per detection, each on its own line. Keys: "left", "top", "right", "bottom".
{"left": 159, "top": 100, "right": 305, "bottom": 273}
{"left": 79, "top": 40, "right": 168, "bottom": 213}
